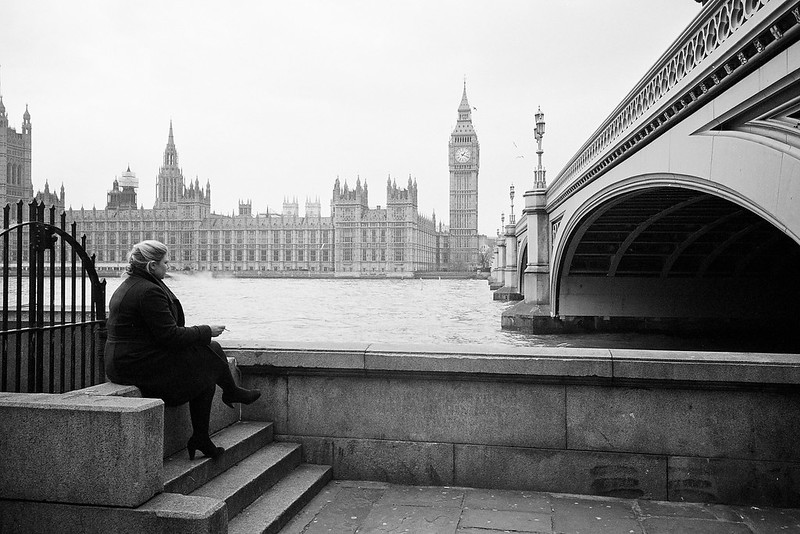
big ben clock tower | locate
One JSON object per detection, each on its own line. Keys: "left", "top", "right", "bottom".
{"left": 448, "top": 81, "right": 480, "bottom": 270}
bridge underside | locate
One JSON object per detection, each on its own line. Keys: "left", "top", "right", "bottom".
{"left": 557, "top": 186, "right": 800, "bottom": 345}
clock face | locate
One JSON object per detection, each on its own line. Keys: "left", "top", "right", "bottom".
{"left": 455, "top": 148, "right": 471, "bottom": 163}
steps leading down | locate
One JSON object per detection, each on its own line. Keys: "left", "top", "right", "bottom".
{"left": 163, "top": 421, "right": 332, "bottom": 534}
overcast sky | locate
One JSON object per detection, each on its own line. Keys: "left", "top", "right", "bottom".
{"left": 1, "top": 1, "right": 702, "bottom": 235}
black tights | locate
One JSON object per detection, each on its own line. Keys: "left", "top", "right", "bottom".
{"left": 187, "top": 342, "right": 237, "bottom": 439}
{"left": 189, "top": 384, "right": 216, "bottom": 439}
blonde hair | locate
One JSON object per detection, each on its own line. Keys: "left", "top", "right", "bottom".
{"left": 127, "top": 240, "right": 168, "bottom": 274}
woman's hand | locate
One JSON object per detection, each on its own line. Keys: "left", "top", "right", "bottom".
{"left": 209, "top": 325, "right": 227, "bottom": 337}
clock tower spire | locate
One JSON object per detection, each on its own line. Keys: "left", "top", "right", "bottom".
{"left": 448, "top": 81, "right": 480, "bottom": 271}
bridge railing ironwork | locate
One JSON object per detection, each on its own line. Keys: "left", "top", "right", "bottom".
{"left": 548, "top": 0, "right": 799, "bottom": 204}
{"left": 1, "top": 200, "right": 107, "bottom": 393}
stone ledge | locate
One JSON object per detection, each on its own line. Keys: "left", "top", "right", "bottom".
{"left": 79, "top": 382, "right": 142, "bottom": 397}
{"left": 610, "top": 349, "right": 800, "bottom": 385}
{"left": 225, "top": 341, "right": 368, "bottom": 370}
{"left": 225, "top": 341, "right": 800, "bottom": 386}
{"left": 364, "top": 344, "right": 612, "bottom": 378}
{"left": 0, "top": 390, "right": 161, "bottom": 411}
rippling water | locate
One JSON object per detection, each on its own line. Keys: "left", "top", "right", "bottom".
{"left": 103, "top": 274, "right": 531, "bottom": 346}
{"left": 10, "top": 274, "right": 786, "bottom": 350}
{"left": 97, "top": 274, "right": 725, "bottom": 350}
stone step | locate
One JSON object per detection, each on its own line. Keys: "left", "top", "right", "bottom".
{"left": 1, "top": 491, "right": 228, "bottom": 533}
{"left": 228, "top": 464, "right": 333, "bottom": 534}
{"left": 189, "top": 441, "right": 303, "bottom": 519}
{"left": 164, "top": 420, "right": 274, "bottom": 495}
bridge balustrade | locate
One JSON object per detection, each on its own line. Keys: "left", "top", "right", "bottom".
{"left": 549, "top": 0, "right": 798, "bottom": 205}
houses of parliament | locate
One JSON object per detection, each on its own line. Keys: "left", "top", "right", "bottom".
{"left": 1, "top": 85, "right": 482, "bottom": 275}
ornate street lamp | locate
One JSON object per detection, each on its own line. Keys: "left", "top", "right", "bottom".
{"left": 509, "top": 184, "right": 516, "bottom": 224}
{"left": 534, "top": 107, "right": 547, "bottom": 189}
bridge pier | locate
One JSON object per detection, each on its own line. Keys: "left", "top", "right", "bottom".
{"left": 501, "top": 187, "right": 556, "bottom": 325}
{"left": 493, "top": 221, "right": 522, "bottom": 301}
{"left": 488, "top": 235, "right": 504, "bottom": 290}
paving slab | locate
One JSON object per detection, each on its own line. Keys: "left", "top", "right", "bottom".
{"left": 459, "top": 508, "right": 552, "bottom": 532}
{"left": 463, "top": 488, "right": 551, "bottom": 513}
{"left": 637, "top": 499, "right": 718, "bottom": 520}
{"left": 292, "top": 486, "right": 384, "bottom": 534}
{"left": 734, "top": 505, "right": 800, "bottom": 533}
{"left": 357, "top": 503, "right": 461, "bottom": 533}
{"left": 277, "top": 481, "right": 800, "bottom": 534}
{"left": 640, "top": 516, "right": 751, "bottom": 533}
{"left": 550, "top": 495, "right": 641, "bottom": 534}
{"left": 380, "top": 485, "right": 465, "bottom": 508}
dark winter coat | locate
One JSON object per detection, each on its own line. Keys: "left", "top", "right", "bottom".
{"left": 105, "top": 267, "right": 217, "bottom": 405}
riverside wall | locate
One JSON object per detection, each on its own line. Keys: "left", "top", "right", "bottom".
{"left": 226, "top": 341, "right": 800, "bottom": 508}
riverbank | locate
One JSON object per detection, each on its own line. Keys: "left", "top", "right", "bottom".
{"left": 212, "top": 270, "right": 487, "bottom": 280}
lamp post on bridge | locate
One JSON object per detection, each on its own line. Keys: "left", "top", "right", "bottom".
{"left": 509, "top": 184, "right": 515, "bottom": 225}
{"left": 512, "top": 105, "right": 554, "bottom": 317}
{"left": 534, "top": 107, "right": 546, "bottom": 189}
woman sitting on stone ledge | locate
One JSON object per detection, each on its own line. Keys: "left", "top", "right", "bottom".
{"left": 105, "top": 240, "right": 260, "bottom": 460}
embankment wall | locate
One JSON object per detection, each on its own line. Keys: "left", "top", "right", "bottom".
{"left": 226, "top": 342, "right": 800, "bottom": 507}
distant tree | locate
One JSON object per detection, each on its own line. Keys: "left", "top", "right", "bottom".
{"left": 477, "top": 249, "right": 492, "bottom": 271}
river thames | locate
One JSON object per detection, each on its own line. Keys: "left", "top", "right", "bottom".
{"left": 93, "top": 274, "right": 756, "bottom": 351}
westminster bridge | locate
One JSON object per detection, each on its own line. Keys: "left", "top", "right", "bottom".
{"left": 493, "top": 0, "right": 800, "bottom": 341}
{"left": 6, "top": 2, "right": 800, "bottom": 531}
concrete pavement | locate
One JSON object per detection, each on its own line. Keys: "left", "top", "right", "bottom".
{"left": 279, "top": 480, "right": 800, "bottom": 534}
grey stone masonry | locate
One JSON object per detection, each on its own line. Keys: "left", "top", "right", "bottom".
{"left": 227, "top": 341, "right": 800, "bottom": 508}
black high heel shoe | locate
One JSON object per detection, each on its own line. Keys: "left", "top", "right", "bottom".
{"left": 222, "top": 387, "right": 261, "bottom": 409}
{"left": 187, "top": 435, "right": 224, "bottom": 461}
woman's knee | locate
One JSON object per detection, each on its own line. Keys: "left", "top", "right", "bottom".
{"left": 208, "top": 340, "right": 226, "bottom": 357}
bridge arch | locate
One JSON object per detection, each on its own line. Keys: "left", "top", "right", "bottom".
{"left": 551, "top": 173, "right": 800, "bottom": 337}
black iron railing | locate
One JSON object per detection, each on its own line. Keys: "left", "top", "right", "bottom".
{"left": 1, "top": 200, "right": 107, "bottom": 393}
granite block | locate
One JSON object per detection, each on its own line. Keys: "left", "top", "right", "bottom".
{"left": 0, "top": 393, "right": 163, "bottom": 507}
{"left": 277, "top": 434, "right": 334, "bottom": 465}
{"left": 332, "top": 438, "right": 454, "bottom": 486}
{"left": 455, "top": 444, "right": 666, "bottom": 500}
{"left": 225, "top": 342, "right": 368, "bottom": 370}
{"left": 566, "top": 385, "right": 800, "bottom": 461}
{"left": 667, "top": 456, "right": 800, "bottom": 507}
{"left": 286, "top": 375, "right": 566, "bottom": 448}
{"left": 611, "top": 349, "right": 800, "bottom": 385}
{"left": 242, "top": 374, "right": 287, "bottom": 428}
{"left": 365, "top": 343, "right": 612, "bottom": 379}
{"left": 0, "top": 493, "right": 226, "bottom": 534}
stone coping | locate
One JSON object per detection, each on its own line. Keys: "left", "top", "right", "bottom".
{"left": 222, "top": 340, "right": 800, "bottom": 386}
{"left": 0, "top": 390, "right": 161, "bottom": 411}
